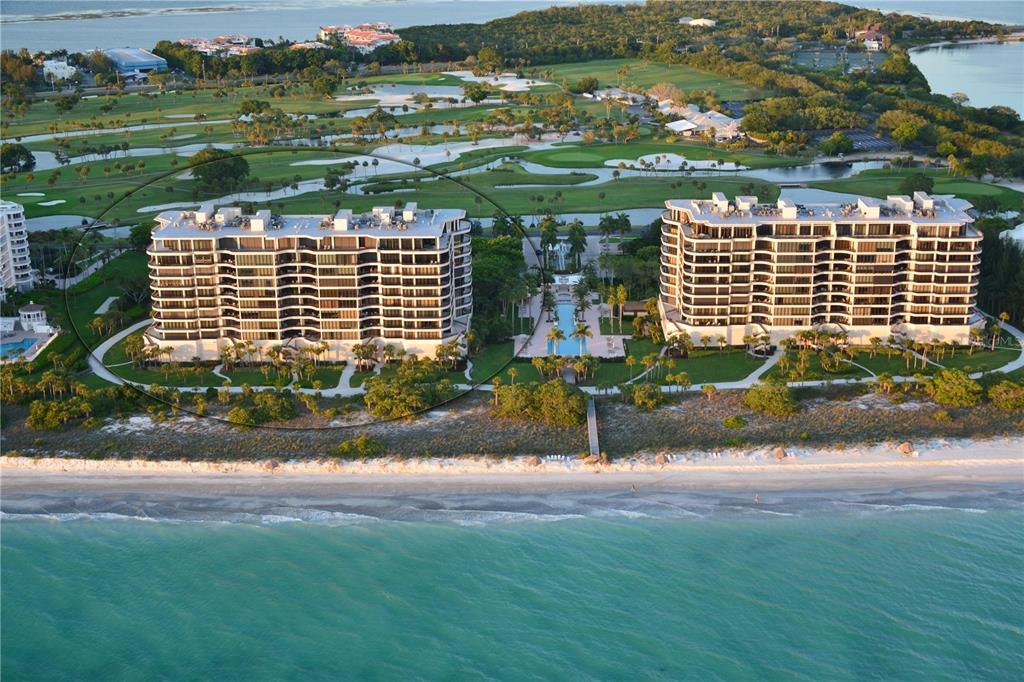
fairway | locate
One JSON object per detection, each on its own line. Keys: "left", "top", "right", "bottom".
{"left": 542, "top": 58, "right": 763, "bottom": 99}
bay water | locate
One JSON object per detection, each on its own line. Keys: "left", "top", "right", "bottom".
{"left": 3, "top": 491, "right": 1023, "bottom": 680}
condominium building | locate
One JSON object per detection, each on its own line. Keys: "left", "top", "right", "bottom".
{"left": 146, "top": 203, "right": 472, "bottom": 361}
{"left": 1, "top": 201, "right": 35, "bottom": 301}
{"left": 659, "top": 192, "right": 982, "bottom": 345}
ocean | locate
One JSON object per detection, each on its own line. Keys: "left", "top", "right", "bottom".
{"left": 3, "top": 487, "right": 1023, "bottom": 680}
{"left": 0, "top": 0, "right": 594, "bottom": 53}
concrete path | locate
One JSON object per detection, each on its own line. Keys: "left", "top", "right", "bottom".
{"left": 212, "top": 363, "right": 230, "bottom": 382}
{"left": 85, "top": 314, "right": 1024, "bottom": 400}
{"left": 94, "top": 296, "right": 119, "bottom": 315}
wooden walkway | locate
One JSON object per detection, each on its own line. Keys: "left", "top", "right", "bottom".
{"left": 586, "top": 398, "right": 600, "bottom": 456}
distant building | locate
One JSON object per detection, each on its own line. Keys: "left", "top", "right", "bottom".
{"left": 679, "top": 17, "right": 716, "bottom": 27}
{"left": 290, "top": 41, "right": 329, "bottom": 50}
{"left": 0, "top": 201, "right": 34, "bottom": 301}
{"left": 863, "top": 39, "right": 883, "bottom": 52}
{"left": 318, "top": 23, "right": 400, "bottom": 53}
{"left": 42, "top": 60, "right": 77, "bottom": 82}
{"left": 103, "top": 47, "right": 168, "bottom": 75}
{"left": 178, "top": 35, "right": 261, "bottom": 57}
{"left": 854, "top": 23, "right": 888, "bottom": 47}
{"left": 658, "top": 102, "right": 741, "bottom": 140}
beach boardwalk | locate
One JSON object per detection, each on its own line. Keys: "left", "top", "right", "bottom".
{"left": 587, "top": 398, "right": 600, "bottom": 457}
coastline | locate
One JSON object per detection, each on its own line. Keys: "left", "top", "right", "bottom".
{"left": 3, "top": 437, "right": 1021, "bottom": 505}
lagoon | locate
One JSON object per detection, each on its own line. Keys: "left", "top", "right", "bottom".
{"left": 910, "top": 41, "right": 1024, "bottom": 112}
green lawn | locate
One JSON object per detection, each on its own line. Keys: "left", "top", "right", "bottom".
{"left": 110, "top": 362, "right": 224, "bottom": 388}
{"left": 468, "top": 342, "right": 517, "bottom": 382}
{"left": 492, "top": 360, "right": 544, "bottom": 385}
{"left": 523, "top": 141, "right": 798, "bottom": 170}
{"left": 849, "top": 351, "right": 939, "bottom": 377}
{"left": 764, "top": 349, "right": 870, "bottom": 382}
{"left": 812, "top": 171, "right": 1024, "bottom": 212}
{"left": 663, "top": 349, "right": 766, "bottom": 384}
{"left": 539, "top": 58, "right": 763, "bottom": 100}
{"left": 589, "top": 337, "right": 664, "bottom": 385}
{"left": 936, "top": 346, "right": 1021, "bottom": 374}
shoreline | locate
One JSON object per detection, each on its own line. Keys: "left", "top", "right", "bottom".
{"left": 3, "top": 436, "right": 1022, "bottom": 495}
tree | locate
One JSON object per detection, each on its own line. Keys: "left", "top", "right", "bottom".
{"left": 899, "top": 172, "right": 934, "bottom": 195}
{"left": 570, "top": 323, "right": 592, "bottom": 356}
{"left": 929, "top": 369, "right": 982, "bottom": 408}
{"left": 188, "top": 148, "right": 249, "bottom": 191}
{"left": 817, "top": 132, "right": 853, "bottom": 156}
{"left": 890, "top": 121, "right": 921, "bottom": 149}
{"left": 742, "top": 382, "right": 798, "bottom": 416}
{"left": 1, "top": 143, "right": 35, "bottom": 172}
{"left": 988, "top": 380, "right": 1024, "bottom": 411}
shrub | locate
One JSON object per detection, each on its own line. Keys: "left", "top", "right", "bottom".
{"left": 742, "top": 382, "right": 798, "bottom": 416}
{"left": 492, "top": 378, "right": 587, "bottom": 426}
{"left": 629, "top": 383, "right": 663, "bottom": 411}
{"left": 722, "top": 415, "right": 748, "bottom": 429}
{"left": 226, "top": 405, "right": 256, "bottom": 428}
{"left": 987, "top": 380, "right": 1024, "bottom": 411}
{"left": 931, "top": 409, "right": 953, "bottom": 423}
{"left": 930, "top": 369, "right": 982, "bottom": 407}
{"left": 334, "top": 435, "right": 386, "bottom": 459}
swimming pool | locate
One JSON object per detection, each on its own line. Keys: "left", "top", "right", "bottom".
{"left": 0, "top": 338, "right": 37, "bottom": 359}
{"left": 548, "top": 303, "right": 588, "bottom": 356}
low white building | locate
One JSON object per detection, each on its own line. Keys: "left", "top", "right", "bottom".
{"left": 42, "top": 60, "right": 77, "bottom": 82}
{"left": 679, "top": 17, "right": 716, "bottom": 27}
{"left": 658, "top": 102, "right": 741, "bottom": 140}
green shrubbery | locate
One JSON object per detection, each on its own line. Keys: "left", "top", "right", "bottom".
{"left": 333, "top": 435, "right": 387, "bottom": 459}
{"left": 722, "top": 415, "right": 748, "bottom": 429}
{"left": 928, "top": 369, "right": 982, "bottom": 408}
{"left": 619, "top": 382, "right": 663, "bottom": 411}
{"left": 363, "top": 358, "right": 452, "bottom": 419}
{"left": 987, "top": 380, "right": 1024, "bottom": 411}
{"left": 492, "top": 378, "right": 587, "bottom": 426}
{"left": 742, "top": 382, "right": 798, "bottom": 416}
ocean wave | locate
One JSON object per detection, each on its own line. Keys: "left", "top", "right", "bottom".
{"left": 836, "top": 501, "right": 988, "bottom": 514}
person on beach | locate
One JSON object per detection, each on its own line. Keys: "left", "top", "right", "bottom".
{"left": 754, "top": 494, "right": 760, "bottom": 505}
{"left": 630, "top": 484, "right": 637, "bottom": 493}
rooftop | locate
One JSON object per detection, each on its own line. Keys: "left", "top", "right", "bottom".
{"left": 103, "top": 47, "right": 167, "bottom": 66}
{"left": 153, "top": 203, "right": 466, "bottom": 240}
{"left": 666, "top": 192, "right": 974, "bottom": 225}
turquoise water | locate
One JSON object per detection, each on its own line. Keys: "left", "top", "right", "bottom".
{"left": 549, "top": 302, "right": 587, "bottom": 356}
{"left": 0, "top": 339, "right": 36, "bottom": 358}
{"left": 3, "top": 496, "right": 1023, "bottom": 680}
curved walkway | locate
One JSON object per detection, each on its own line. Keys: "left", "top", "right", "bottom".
{"left": 88, "top": 316, "right": 1024, "bottom": 399}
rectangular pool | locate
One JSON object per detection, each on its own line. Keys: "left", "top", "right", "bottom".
{"left": 548, "top": 303, "right": 588, "bottom": 356}
{"left": 1, "top": 338, "right": 38, "bottom": 359}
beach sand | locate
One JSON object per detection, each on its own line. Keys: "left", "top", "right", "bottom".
{"left": 3, "top": 437, "right": 1022, "bottom": 521}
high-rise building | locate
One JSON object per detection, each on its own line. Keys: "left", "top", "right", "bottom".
{"left": 145, "top": 203, "right": 472, "bottom": 361}
{"left": 0, "top": 201, "right": 35, "bottom": 301}
{"left": 658, "top": 192, "right": 982, "bottom": 344}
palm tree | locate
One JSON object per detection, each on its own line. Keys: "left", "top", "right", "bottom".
{"left": 571, "top": 323, "right": 592, "bottom": 356}
{"left": 700, "top": 334, "right": 711, "bottom": 351}
{"left": 626, "top": 355, "right": 637, "bottom": 380}
{"left": 545, "top": 326, "right": 565, "bottom": 353}
{"left": 507, "top": 367, "right": 518, "bottom": 385}
{"left": 702, "top": 384, "right": 717, "bottom": 402}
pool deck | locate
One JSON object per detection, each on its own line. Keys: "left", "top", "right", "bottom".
{"left": 515, "top": 295, "right": 624, "bottom": 358}
{"left": 0, "top": 330, "right": 59, "bottom": 364}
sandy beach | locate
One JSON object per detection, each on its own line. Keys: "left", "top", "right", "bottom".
{"left": 3, "top": 437, "right": 1022, "bottom": 521}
